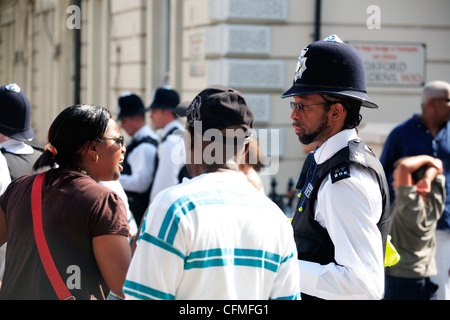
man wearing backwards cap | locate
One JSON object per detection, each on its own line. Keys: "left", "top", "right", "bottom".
{"left": 124, "top": 85, "right": 300, "bottom": 300}
{"left": 282, "top": 35, "right": 390, "bottom": 300}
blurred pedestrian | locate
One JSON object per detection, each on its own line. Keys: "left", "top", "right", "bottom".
{"left": 0, "top": 105, "right": 131, "bottom": 299}
{"left": 0, "top": 152, "right": 10, "bottom": 289}
{"left": 117, "top": 92, "right": 158, "bottom": 225}
{"left": 0, "top": 153, "right": 10, "bottom": 207}
{"left": 0, "top": 83, "right": 42, "bottom": 289}
{"left": 385, "top": 155, "right": 445, "bottom": 300}
{"left": 148, "top": 87, "right": 189, "bottom": 203}
{"left": 282, "top": 35, "right": 390, "bottom": 299}
{"left": 124, "top": 85, "right": 300, "bottom": 300}
{"left": 380, "top": 80, "right": 450, "bottom": 300}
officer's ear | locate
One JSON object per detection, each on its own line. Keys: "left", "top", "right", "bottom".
{"left": 330, "top": 102, "right": 346, "bottom": 122}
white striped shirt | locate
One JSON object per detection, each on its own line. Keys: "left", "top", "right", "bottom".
{"left": 124, "top": 171, "right": 300, "bottom": 300}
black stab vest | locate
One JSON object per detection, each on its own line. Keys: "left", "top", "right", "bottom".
{"left": 1, "top": 148, "right": 42, "bottom": 181}
{"left": 122, "top": 136, "right": 158, "bottom": 223}
{"left": 292, "top": 139, "right": 390, "bottom": 298}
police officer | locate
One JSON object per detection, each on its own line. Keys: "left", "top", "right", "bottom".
{"left": 118, "top": 92, "right": 159, "bottom": 225}
{"left": 282, "top": 35, "right": 390, "bottom": 300}
{"left": 0, "top": 83, "right": 42, "bottom": 285}
{"left": 0, "top": 83, "right": 42, "bottom": 181}
{"left": 148, "top": 87, "right": 188, "bottom": 203}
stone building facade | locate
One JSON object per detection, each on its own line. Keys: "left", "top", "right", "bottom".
{"left": 1, "top": 0, "right": 449, "bottom": 195}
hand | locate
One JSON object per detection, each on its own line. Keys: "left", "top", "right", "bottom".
{"left": 415, "top": 178, "right": 431, "bottom": 195}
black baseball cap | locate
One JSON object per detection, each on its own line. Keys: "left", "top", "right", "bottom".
{"left": 0, "top": 83, "right": 35, "bottom": 141}
{"left": 175, "top": 85, "right": 255, "bottom": 136}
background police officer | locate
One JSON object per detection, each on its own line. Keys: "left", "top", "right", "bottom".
{"left": 0, "top": 83, "right": 42, "bottom": 181}
{"left": 118, "top": 92, "right": 159, "bottom": 225}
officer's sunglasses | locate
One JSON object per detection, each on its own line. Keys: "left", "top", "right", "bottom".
{"left": 290, "top": 101, "right": 328, "bottom": 111}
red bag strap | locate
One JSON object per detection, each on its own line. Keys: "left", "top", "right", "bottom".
{"left": 31, "top": 172, "right": 75, "bottom": 300}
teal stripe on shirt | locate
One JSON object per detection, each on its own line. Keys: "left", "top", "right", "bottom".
{"left": 123, "top": 280, "right": 175, "bottom": 300}
{"left": 157, "top": 195, "right": 192, "bottom": 241}
{"left": 185, "top": 257, "right": 280, "bottom": 272}
{"left": 157, "top": 191, "right": 267, "bottom": 246}
{"left": 157, "top": 192, "right": 215, "bottom": 242}
{"left": 188, "top": 248, "right": 282, "bottom": 264}
{"left": 270, "top": 293, "right": 301, "bottom": 300}
{"left": 185, "top": 248, "right": 283, "bottom": 273}
{"left": 139, "top": 232, "right": 185, "bottom": 260}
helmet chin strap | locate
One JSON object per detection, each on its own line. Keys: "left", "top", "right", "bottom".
{"left": 297, "top": 138, "right": 329, "bottom": 213}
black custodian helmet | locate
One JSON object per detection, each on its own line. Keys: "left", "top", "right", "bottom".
{"left": 0, "top": 83, "right": 35, "bottom": 141}
{"left": 282, "top": 35, "right": 378, "bottom": 109}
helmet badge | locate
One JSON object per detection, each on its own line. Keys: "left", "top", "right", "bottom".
{"left": 323, "top": 34, "right": 343, "bottom": 43}
{"left": 6, "top": 83, "right": 21, "bottom": 93}
{"left": 294, "top": 47, "right": 308, "bottom": 81}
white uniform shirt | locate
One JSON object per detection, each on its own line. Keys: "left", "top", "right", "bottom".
{"left": 125, "top": 171, "right": 300, "bottom": 300}
{"left": 1, "top": 141, "right": 28, "bottom": 282}
{"left": 119, "top": 126, "right": 158, "bottom": 194}
{"left": 0, "top": 152, "right": 10, "bottom": 195}
{"left": 0, "top": 139, "right": 35, "bottom": 156}
{"left": 298, "top": 129, "right": 385, "bottom": 300}
{"left": 149, "top": 120, "right": 186, "bottom": 202}
{"left": 0, "top": 152, "right": 11, "bottom": 282}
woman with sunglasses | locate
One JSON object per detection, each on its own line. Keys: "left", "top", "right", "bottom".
{"left": 0, "top": 105, "right": 131, "bottom": 300}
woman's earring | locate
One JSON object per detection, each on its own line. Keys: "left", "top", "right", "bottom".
{"left": 94, "top": 155, "right": 99, "bottom": 164}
